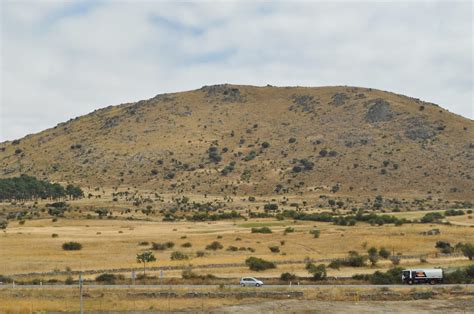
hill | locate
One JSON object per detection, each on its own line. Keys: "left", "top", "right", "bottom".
{"left": 1, "top": 84, "right": 473, "bottom": 202}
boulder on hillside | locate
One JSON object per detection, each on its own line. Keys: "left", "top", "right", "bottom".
{"left": 365, "top": 99, "right": 393, "bottom": 123}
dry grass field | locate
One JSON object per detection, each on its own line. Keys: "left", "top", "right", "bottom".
{"left": 1, "top": 196, "right": 472, "bottom": 280}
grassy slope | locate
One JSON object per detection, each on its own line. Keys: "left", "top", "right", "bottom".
{"left": 0, "top": 85, "right": 472, "bottom": 201}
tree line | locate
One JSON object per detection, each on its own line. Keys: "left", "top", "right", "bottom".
{"left": 0, "top": 175, "right": 84, "bottom": 201}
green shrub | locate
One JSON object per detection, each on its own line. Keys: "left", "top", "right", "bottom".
{"left": 251, "top": 227, "right": 272, "bottom": 234}
{"left": 152, "top": 241, "right": 175, "bottom": 250}
{"left": 62, "top": 242, "right": 82, "bottom": 251}
{"left": 459, "top": 243, "right": 474, "bottom": 260}
{"left": 379, "top": 247, "right": 390, "bottom": 259}
{"left": 206, "top": 241, "right": 223, "bottom": 250}
{"left": 95, "top": 273, "right": 124, "bottom": 284}
{"left": 245, "top": 257, "right": 276, "bottom": 271}
{"left": 269, "top": 246, "right": 280, "bottom": 253}
{"left": 0, "top": 274, "right": 12, "bottom": 283}
{"left": 435, "top": 241, "right": 453, "bottom": 254}
{"left": 280, "top": 272, "right": 296, "bottom": 281}
{"left": 328, "top": 259, "right": 342, "bottom": 270}
{"left": 284, "top": 227, "right": 294, "bottom": 234}
{"left": 264, "top": 203, "right": 278, "bottom": 211}
{"left": 445, "top": 209, "right": 464, "bottom": 216}
{"left": 309, "top": 229, "right": 320, "bottom": 238}
{"left": 306, "top": 263, "right": 326, "bottom": 280}
{"left": 352, "top": 267, "right": 403, "bottom": 284}
{"left": 421, "top": 212, "right": 444, "bottom": 223}
{"left": 170, "top": 251, "right": 189, "bottom": 260}
{"left": 368, "top": 247, "right": 379, "bottom": 266}
{"left": 181, "top": 242, "right": 192, "bottom": 248}
{"left": 65, "top": 276, "right": 74, "bottom": 285}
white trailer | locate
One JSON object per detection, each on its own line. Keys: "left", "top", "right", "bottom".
{"left": 402, "top": 269, "right": 443, "bottom": 285}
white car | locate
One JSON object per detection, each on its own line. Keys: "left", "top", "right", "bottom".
{"left": 240, "top": 277, "right": 263, "bottom": 287}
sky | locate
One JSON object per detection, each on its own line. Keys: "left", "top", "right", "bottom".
{"left": 1, "top": 0, "right": 472, "bottom": 141}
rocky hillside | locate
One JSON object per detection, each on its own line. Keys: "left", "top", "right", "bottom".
{"left": 1, "top": 85, "right": 473, "bottom": 201}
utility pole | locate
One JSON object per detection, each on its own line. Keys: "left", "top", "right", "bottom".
{"left": 79, "top": 273, "right": 84, "bottom": 314}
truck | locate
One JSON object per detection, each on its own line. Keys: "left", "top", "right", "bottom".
{"left": 401, "top": 269, "right": 443, "bottom": 285}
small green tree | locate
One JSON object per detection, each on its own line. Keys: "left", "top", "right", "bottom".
{"left": 368, "top": 247, "right": 378, "bottom": 266}
{"left": 378, "top": 247, "right": 390, "bottom": 259}
{"left": 280, "top": 272, "right": 296, "bottom": 281}
{"left": 136, "top": 251, "right": 156, "bottom": 275}
{"left": 306, "top": 263, "right": 326, "bottom": 280}
{"left": 66, "top": 184, "right": 84, "bottom": 200}
{"left": 460, "top": 243, "right": 474, "bottom": 260}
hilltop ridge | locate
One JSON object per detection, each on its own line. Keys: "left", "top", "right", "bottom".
{"left": 1, "top": 84, "right": 473, "bottom": 201}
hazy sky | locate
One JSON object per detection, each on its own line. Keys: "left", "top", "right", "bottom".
{"left": 1, "top": 0, "right": 472, "bottom": 141}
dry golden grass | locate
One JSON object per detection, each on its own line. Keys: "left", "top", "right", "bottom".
{"left": 1, "top": 213, "right": 472, "bottom": 277}
{"left": 1, "top": 286, "right": 473, "bottom": 313}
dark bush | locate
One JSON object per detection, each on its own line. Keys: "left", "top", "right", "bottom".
{"left": 269, "top": 246, "right": 280, "bottom": 253}
{"left": 421, "top": 212, "right": 444, "bottom": 223}
{"left": 196, "top": 251, "right": 205, "bottom": 257}
{"left": 367, "top": 267, "right": 403, "bottom": 284}
{"left": 245, "top": 257, "right": 276, "bottom": 271}
{"left": 62, "top": 242, "right": 82, "bottom": 251}
{"left": 445, "top": 209, "right": 464, "bottom": 216}
{"left": 0, "top": 274, "right": 13, "bottom": 283}
{"left": 280, "top": 272, "right": 296, "bottom": 281}
{"left": 264, "top": 203, "right": 278, "bottom": 211}
{"left": 164, "top": 172, "right": 175, "bottom": 180}
{"left": 435, "top": 241, "right": 453, "bottom": 253}
{"left": 306, "top": 263, "right": 326, "bottom": 280}
{"left": 95, "top": 273, "right": 124, "bottom": 284}
{"left": 442, "top": 265, "right": 474, "bottom": 284}
{"left": 379, "top": 247, "right": 391, "bottom": 259}
{"left": 206, "top": 241, "right": 223, "bottom": 250}
{"left": 251, "top": 227, "right": 272, "bottom": 234}
{"left": 292, "top": 166, "right": 302, "bottom": 173}
{"left": 152, "top": 241, "right": 175, "bottom": 250}
{"left": 170, "top": 251, "right": 189, "bottom": 260}
{"left": 328, "top": 259, "right": 342, "bottom": 270}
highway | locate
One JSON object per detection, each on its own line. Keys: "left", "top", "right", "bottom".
{"left": 1, "top": 284, "right": 472, "bottom": 289}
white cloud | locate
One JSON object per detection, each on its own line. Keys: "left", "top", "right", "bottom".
{"left": 1, "top": 0, "right": 472, "bottom": 141}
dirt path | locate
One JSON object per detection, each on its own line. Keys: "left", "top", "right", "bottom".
{"left": 210, "top": 298, "right": 474, "bottom": 313}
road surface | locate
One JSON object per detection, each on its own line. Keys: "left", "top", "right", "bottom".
{"left": 1, "top": 284, "right": 472, "bottom": 289}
